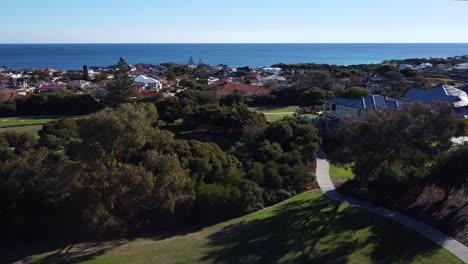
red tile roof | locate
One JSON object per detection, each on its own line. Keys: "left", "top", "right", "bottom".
{"left": 39, "top": 83, "right": 67, "bottom": 90}
{"left": 1, "top": 88, "right": 22, "bottom": 100}
{"left": 136, "top": 87, "right": 163, "bottom": 98}
{"left": 218, "top": 81, "right": 271, "bottom": 95}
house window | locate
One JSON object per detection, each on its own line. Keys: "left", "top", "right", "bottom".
{"left": 332, "top": 104, "right": 336, "bottom": 111}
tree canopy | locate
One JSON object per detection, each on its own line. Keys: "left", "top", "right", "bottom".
{"left": 338, "top": 103, "right": 460, "bottom": 188}
{"left": 106, "top": 58, "right": 137, "bottom": 106}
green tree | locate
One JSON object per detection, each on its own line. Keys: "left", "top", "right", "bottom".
{"left": 156, "top": 96, "right": 182, "bottom": 126}
{"left": 299, "top": 87, "right": 334, "bottom": 106}
{"left": 385, "top": 71, "right": 405, "bottom": 84}
{"left": 375, "top": 64, "right": 397, "bottom": 75}
{"left": 70, "top": 103, "right": 158, "bottom": 231}
{"left": 298, "top": 70, "right": 334, "bottom": 90}
{"left": 106, "top": 58, "right": 136, "bottom": 106}
{"left": 39, "top": 119, "right": 79, "bottom": 149}
{"left": 338, "top": 102, "right": 459, "bottom": 187}
{"left": 431, "top": 145, "right": 468, "bottom": 205}
{"left": 143, "top": 151, "right": 192, "bottom": 212}
{"left": 83, "top": 64, "right": 90, "bottom": 81}
{"left": 220, "top": 90, "right": 245, "bottom": 106}
{"left": 342, "top": 87, "right": 372, "bottom": 98}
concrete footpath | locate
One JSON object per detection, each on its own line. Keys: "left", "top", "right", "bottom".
{"left": 316, "top": 149, "right": 468, "bottom": 263}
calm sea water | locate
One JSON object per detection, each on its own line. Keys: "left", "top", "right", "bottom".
{"left": 1, "top": 44, "right": 468, "bottom": 70}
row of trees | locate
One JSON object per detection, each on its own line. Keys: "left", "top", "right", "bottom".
{"left": 0, "top": 91, "right": 102, "bottom": 117}
{"left": 0, "top": 102, "right": 320, "bottom": 241}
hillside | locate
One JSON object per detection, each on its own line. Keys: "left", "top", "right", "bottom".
{"left": 8, "top": 190, "right": 462, "bottom": 264}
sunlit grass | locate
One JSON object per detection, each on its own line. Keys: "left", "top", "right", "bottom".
{"left": 21, "top": 190, "right": 462, "bottom": 264}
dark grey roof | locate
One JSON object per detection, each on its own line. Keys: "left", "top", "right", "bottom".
{"left": 404, "top": 85, "right": 468, "bottom": 108}
{"left": 328, "top": 95, "right": 403, "bottom": 110}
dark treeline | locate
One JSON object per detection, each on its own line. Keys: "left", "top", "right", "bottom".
{"left": 0, "top": 92, "right": 103, "bottom": 117}
{"left": 0, "top": 101, "right": 320, "bottom": 241}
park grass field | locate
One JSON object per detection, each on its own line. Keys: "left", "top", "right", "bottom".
{"left": 15, "top": 190, "right": 462, "bottom": 264}
{"left": 0, "top": 116, "right": 85, "bottom": 135}
{"left": 250, "top": 106, "right": 298, "bottom": 122}
{"left": 0, "top": 117, "right": 57, "bottom": 127}
{"left": 329, "top": 163, "right": 356, "bottom": 181}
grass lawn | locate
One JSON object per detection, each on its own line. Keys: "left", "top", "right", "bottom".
{"left": 0, "top": 125, "right": 44, "bottom": 134}
{"left": 262, "top": 113, "right": 293, "bottom": 122}
{"left": 329, "top": 163, "right": 355, "bottom": 181}
{"left": 0, "top": 117, "right": 57, "bottom": 127}
{"left": 300, "top": 113, "right": 320, "bottom": 119}
{"left": 250, "top": 106, "right": 298, "bottom": 122}
{"left": 251, "top": 106, "right": 298, "bottom": 113}
{"left": 0, "top": 116, "right": 85, "bottom": 135}
{"left": 15, "top": 190, "right": 462, "bottom": 264}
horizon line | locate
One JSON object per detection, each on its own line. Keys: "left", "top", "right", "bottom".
{"left": 2, "top": 42, "right": 468, "bottom": 45}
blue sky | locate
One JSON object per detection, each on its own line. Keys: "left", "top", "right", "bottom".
{"left": 2, "top": 0, "right": 468, "bottom": 43}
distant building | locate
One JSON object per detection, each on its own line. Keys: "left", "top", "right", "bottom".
{"left": 416, "top": 63, "right": 433, "bottom": 71}
{"left": 399, "top": 64, "right": 415, "bottom": 71}
{"left": 134, "top": 75, "right": 162, "bottom": 91}
{"left": 324, "top": 95, "right": 404, "bottom": 120}
{"left": 0, "top": 88, "right": 25, "bottom": 100}
{"left": 262, "top": 67, "right": 282, "bottom": 75}
{"left": 404, "top": 85, "right": 468, "bottom": 118}
{"left": 213, "top": 81, "right": 271, "bottom": 95}
{"left": 453, "top": 63, "right": 468, "bottom": 72}
{"left": 69, "top": 80, "right": 91, "bottom": 88}
{"left": 37, "top": 83, "right": 67, "bottom": 93}
{"left": 404, "top": 85, "right": 468, "bottom": 108}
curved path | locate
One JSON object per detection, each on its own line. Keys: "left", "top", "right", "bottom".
{"left": 316, "top": 149, "right": 468, "bottom": 263}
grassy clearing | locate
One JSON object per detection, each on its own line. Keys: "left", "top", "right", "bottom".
{"left": 250, "top": 106, "right": 298, "bottom": 122}
{"left": 0, "top": 117, "right": 57, "bottom": 127}
{"left": 15, "top": 190, "right": 462, "bottom": 264}
{"left": 262, "top": 113, "right": 293, "bottom": 122}
{"left": 0, "top": 125, "right": 44, "bottom": 135}
{"left": 330, "top": 163, "right": 355, "bottom": 181}
{"left": 251, "top": 106, "right": 298, "bottom": 113}
{"left": 0, "top": 116, "right": 85, "bottom": 135}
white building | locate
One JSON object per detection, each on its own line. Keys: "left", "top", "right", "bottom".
{"left": 399, "top": 64, "right": 415, "bottom": 71}
{"left": 262, "top": 67, "right": 282, "bottom": 75}
{"left": 134, "top": 75, "right": 162, "bottom": 91}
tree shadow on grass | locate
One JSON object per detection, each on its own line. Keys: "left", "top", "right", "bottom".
{"left": 201, "top": 194, "right": 451, "bottom": 264}
{"left": 1, "top": 240, "right": 127, "bottom": 264}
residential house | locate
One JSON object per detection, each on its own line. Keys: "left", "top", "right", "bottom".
{"left": 136, "top": 87, "right": 163, "bottom": 98}
{"left": 262, "top": 67, "right": 282, "bottom": 75}
{"left": 404, "top": 85, "right": 468, "bottom": 118}
{"left": 453, "top": 63, "right": 468, "bottom": 73}
{"left": 324, "top": 95, "right": 404, "bottom": 120}
{"left": 0, "top": 88, "right": 25, "bottom": 100}
{"left": 214, "top": 81, "right": 271, "bottom": 95}
{"left": 134, "top": 75, "right": 162, "bottom": 91}
{"left": 399, "top": 64, "right": 415, "bottom": 71}
{"left": 37, "top": 82, "right": 67, "bottom": 93}
{"left": 254, "top": 75, "right": 286, "bottom": 86}
{"left": 69, "top": 80, "right": 91, "bottom": 89}
{"left": 405, "top": 85, "right": 468, "bottom": 107}
{"left": 417, "top": 63, "right": 433, "bottom": 71}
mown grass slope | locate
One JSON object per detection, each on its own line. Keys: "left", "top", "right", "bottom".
{"left": 12, "top": 190, "right": 462, "bottom": 264}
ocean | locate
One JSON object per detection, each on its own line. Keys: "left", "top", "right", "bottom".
{"left": 1, "top": 43, "right": 468, "bottom": 70}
